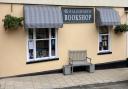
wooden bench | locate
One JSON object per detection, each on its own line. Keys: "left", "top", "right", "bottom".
{"left": 69, "top": 50, "right": 95, "bottom": 73}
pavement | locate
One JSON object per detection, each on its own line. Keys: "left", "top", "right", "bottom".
{"left": 57, "top": 80, "right": 128, "bottom": 89}
{"left": 0, "top": 68, "right": 128, "bottom": 89}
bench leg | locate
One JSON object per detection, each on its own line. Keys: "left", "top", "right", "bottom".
{"left": 71, "top": 65, "right": 73, "bottom": 73}
{"left": 88, "top": 64, "right": 95, "bottom": 73}
{"left": 63, "top": 65, "right": 72, "bottom": 75}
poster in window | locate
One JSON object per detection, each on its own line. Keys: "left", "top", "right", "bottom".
{"left": 29, "top": 40, "right": 34, "bottom": 49}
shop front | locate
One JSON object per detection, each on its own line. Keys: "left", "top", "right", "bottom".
{"left": 0, "top": 3, "right": 127, "bottom": 77}
{"left": 24, "top": 5, "right": 63, "bottom": 63}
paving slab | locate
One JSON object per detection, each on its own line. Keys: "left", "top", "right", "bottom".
{"left": 57, "top": 80, "right": 128, "bottom": 89}
{"left": 0, "top": 68, "right": 128, "bottom": 89}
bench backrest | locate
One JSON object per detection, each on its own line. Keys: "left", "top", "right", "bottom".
{"left": 69, "top": 50, "right": 87, "bottom": 61}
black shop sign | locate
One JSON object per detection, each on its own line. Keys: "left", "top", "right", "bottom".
{"left": 62, "top": 8, "right": 94, "bottom": 23}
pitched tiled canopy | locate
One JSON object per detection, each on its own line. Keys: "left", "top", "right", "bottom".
{"left": 95, "top": 8, "right": 121, "bottom": 26}
{"left": 24, "top": 5, "right": 63, "bottom": 28}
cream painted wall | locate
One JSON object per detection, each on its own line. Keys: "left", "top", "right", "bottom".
{"left": 126, "top": 13, "right": 128, "bottom": 58}
{"left": 0, "top": 4, "right": 126, "bottom": 77}
{"left": 0, "top": 4, "right": 67, "bottom": 77}
{"left": 58, "top": 24, "right": 126, "bottom": 65}
{"left": 0, "top": 0, "right": 128, "bottom": 7}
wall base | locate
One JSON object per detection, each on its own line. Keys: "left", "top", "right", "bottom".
{"left": 0, "top": 59, "right": 127, "bottom": 79}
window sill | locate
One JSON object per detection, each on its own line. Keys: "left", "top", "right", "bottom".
{"left": 97, "top": 51, "right": 112, "bottom": 55}
{"left": 26, "top": 58, "right": 59, "bottom": 64}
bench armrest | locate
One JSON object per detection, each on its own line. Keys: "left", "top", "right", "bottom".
{"left": 86, "top": 57, "right": 92, "bottom": 64}
{"left": 69, "top": 57, "right": 73, "bottom": 64}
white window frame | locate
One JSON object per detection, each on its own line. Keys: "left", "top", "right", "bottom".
{"left": 26, "top": 28, "right": 58, "bottom": 62}
{"left": 98, "top": 26, "right": 111, "bottom": 53}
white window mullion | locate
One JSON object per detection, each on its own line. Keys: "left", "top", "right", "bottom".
{"left": 49, "top": 28, "right": 51, "bottom": 57}
{"left": 55, "top": 29, "right": 57, "bottom": 57}
{"left": 27, "top": 30, "right": 29, "bottom": 61}
{"left": 98, "top": 27, "right": 100, "bottom": 53}
{"left": 108, "top": 28, "right": 111, "bottom": 52}
{"left": 33, "top": 29, "right": 36, "bottom": 60}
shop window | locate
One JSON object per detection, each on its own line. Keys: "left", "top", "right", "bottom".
{"left": 98, "top": 26, "right": 110, "bottom": 53}
{"left": 27, "top": 28, "right": 57, "bottom": 62}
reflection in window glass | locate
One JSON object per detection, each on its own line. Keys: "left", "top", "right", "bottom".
{"left": 51, "top": 39, "right": 55, "bottom": 56}
{"left": 99, "top": 35, "right": 109, "bottom": 51}
{"left": 29, "top": 29, "right": 33, "bottom": 39}
{"left": 36, "top": 40, "right": 49, "bottom": 58}
{"left": 36, "top": 28, "right": 49, "bottom": 39}
{"left": 28, "top": 40, "right": 34, "bottom": 59}
{"left": 29, "top": 49, "right": 34, "bottom": 59}
{"left": 51, "top": 28, "right": 55, "bottom": 38}
{"left": 99, "top": 26, "right": 108, "bottom": 34}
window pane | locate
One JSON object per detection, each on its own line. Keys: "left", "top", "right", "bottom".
{"left": 28, "top": 40, "right": 34, "bottom": 59}
{"left": 36, "top": 40, "right": 49, "bottom": 58}
{"left": 102, "top": 35, "right": 108, "bottom": 50}
{"left": 36, "top": 28, "right": 49, "bottom": 39}
{"left": 29, "top": 49, "right": 34, "bottom": 59}
{"left": 51, "top": 28, "right": 56, "bottom": 38}
{"left": 51, "top": 39, "right": 56, "bottom": 56}
{"left": 28, "top": 29, "right": 33, "bottom": 39}
{"left": 99, "top": 26, "right": 108, "bottom": 34}
{"left": 99, "top": 35, "right": 109, "bottom": 51}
